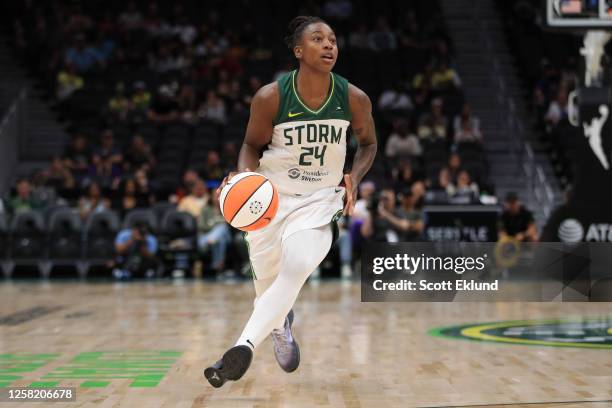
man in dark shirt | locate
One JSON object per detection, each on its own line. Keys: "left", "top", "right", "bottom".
{"left": 62, "top": 134, "right": 92, "bottom": 184}
{"left": 499, "top": 192, "right": 538, "bottom": 242}
{"left": 147, "top": 85, "right": 180, "bottom": 122}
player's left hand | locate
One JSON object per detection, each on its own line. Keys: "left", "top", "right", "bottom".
{"left": 343, "top": 174, "right": 357, "bottom": 216}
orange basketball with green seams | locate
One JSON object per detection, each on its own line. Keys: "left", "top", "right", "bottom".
{"left": 219, "top": 172, "right": 279, "bottom": 231}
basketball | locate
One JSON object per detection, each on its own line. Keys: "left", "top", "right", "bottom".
{"left": 219, "top": 172, "right": 279, "bottom": 232}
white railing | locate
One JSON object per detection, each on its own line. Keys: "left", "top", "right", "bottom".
{"left": 477, "top": 8, "right": 556, "bottom": 220}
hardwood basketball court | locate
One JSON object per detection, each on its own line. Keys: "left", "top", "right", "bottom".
{"left": 0, "top": 281, "right": 611, "bottom": 407}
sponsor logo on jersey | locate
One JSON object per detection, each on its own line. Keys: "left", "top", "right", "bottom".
{"left": 287, "top": 168, "right": 330, "bottom": 182}
{"left": 287, "top": 168, "right": 301, "bottom": 179}
{"left": 288, "top": 111, "right": 304, "bottom": 118}
{"left": 429, "top": 318, "right": 612, "bottom": 349}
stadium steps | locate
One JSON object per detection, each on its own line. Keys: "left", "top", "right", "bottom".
{"left": 0, "top": 39, "right": 69, "bottom": 186}
{"left": 441, "top": 0, "right": 561, "bottom": 227}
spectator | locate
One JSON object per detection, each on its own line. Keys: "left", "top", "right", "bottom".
{"left": 431, "top": 59, "right": 461, "bottom": 90}
{"left": 113, "top": 222, "right": 158, "bottom": 279}
{"left": 91, "top": 130, "right": 123, "bottom": 188}
{"left": 113, "top": 178, "right": 150, "bottom": 217}
{"left": 242, "top": 76, "right": 263, "bottom": 107}
{"left": 454, "top": 115, "right": 483, "bottom": 145}
{"left": 353, "top": 180, "right": 376, "bottom": 221}
{"left": 149, "top": 43, "right": 187, "bottom": 73}
{"left": 56, "top": 63, "right": 83, "bottom": 101}
{"left": 63, "top": 134, "right": 91, "bottom": 185}
{"left": 203, "top": 151, "right": 224, "bottom": 181}
{"left": 131, "top": 81, "right": 152, "bottom": 114}
{"left": 178, "top": 179, "right": 209, "bottom": 218}
{"left": 385, "top": 119, "right": 422, "bottom": 158}
{"left": 107, "top": 82, "right": 131, "bottom": 121}
{"left": 392, "top": 160, "right": 416, "bottom": 192}
{"left": 447, "top": 153, "right": 461, "bottom": 182}
{"left": 171, "top": 169, "right": 200, "bottom": 203}
{"left": 198, "top": 91, "right": 227, "bottom": 124}
{"left": 499, "top": 192, "right": 538, "bottom": 242}
{"left": 368, "top": 17, "right": 397, "bottom": 51}
{"left": 414, "top": 68, "right": 435, "bottom": 114}
{"left": 448, "top": 170, "right": 479, "bottom": 203}
{"left": 93, "top": 31, "right": 115, "bottom": 65}
{"left": 30, "top": 170, "right": 58, "bottom": 208}
{"left": 7, "top": 178, "right": 43, "bottom": 216}
{"left": 44, "top": 156, "right": 75, "bottom": 191}
{"left": 545, "top": 87, "right": 569, "bottom": 126}
{"left": 412, "top": 64, "right": 434, "bottom": 92}
{"left": 361, "top": 188, "right": 404, "bottom": 242}
{"left": 147, "top": 85, "right": 180, "bottom": 123}
{"left": 177, "top": 83, "right": 197, "bottom": 120}
{"left": 418, "top": 98, "right": 448, "bottom": 141}
{"left": 124, "top": 135, "right": 155, "bottom": 172}
{"left": 172, "top": 16, "right": 197, "bottom": 45}
{"left": 65, "top": 33, "right": 102, "bottom": 73}
{"left": 119, "top": 1, "right": 143, "bottom": 31}
{"left": 397, "top": 11, "right": 426, "bottom": 52}
{"left": 396, "top": 189, "right": 424, "bottom": 241}
{"left": 78, "top": 181, "right": 110, "bottom": 220}
{"left": 453, "top": 103, "right": 480, "bottom": 135}
{"left": 221, "top": 142, "right": 239, "bottom": 173}
{"left": 410, "top": 181, "right": 426, "bottom": 208}
{"left": 197, "top": 193, "right": 231, "bottom": 273}
{"left": 430, "top": 167, "right": 453, "bottom": 196}
{"left": 378, "top": 82, "right": 413, "bottom": 113}
{"left": 134, "top": 168, "right": 155, "bottom": 200}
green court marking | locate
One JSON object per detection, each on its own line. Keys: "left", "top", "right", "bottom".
{"left": 80, "top": 380, "right": 110, "bottom": 388}
{"left": 429, "top": 317, "right": 612, "bottom": 349}
{"left": 29, "top": 381, "right": 60, "bottom": 387}
{"left": 42, "top": 351, "right": 182, "bottom": 388}
{"left": 0, "top": 353, "right": 59, "bottom": 387}
{"left": 130, "top": 381, "right": 161, "bottom": 387}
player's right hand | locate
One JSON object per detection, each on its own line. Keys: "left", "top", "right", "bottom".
{"left": 216, "top": 168, "right": 252, "bottom": 198}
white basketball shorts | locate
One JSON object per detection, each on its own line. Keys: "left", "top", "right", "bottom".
{"left": 244, "top": 186, "right": 345, "bottom": 280}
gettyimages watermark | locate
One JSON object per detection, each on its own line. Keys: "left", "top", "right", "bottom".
{"left": 361, "top": 242, "right": 612, "bottom": 302}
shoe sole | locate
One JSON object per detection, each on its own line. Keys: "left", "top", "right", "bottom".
{"left": 204, "top": 345, "right": 253, "bottom": 388}
{"left": 282, "top": 341, "right": 300, "bottom": 373}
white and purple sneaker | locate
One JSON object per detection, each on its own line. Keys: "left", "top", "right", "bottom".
{"left": 271, "top": 309, "right": 300, "bottom": 373}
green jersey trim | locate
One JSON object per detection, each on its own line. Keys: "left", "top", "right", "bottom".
{"left": 291, "top": 70, "right": 335, "bottom": 115}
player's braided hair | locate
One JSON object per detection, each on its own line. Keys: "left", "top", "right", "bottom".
{"left": 284, "top": 16, "right": 328, "bottom": 49}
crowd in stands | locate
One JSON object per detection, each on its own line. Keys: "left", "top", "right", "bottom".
{"left": 2, "top": 0, "right": 505, "bottom": 277}
{"left": 497, "top": 0, "right": 582, "bottom": 189}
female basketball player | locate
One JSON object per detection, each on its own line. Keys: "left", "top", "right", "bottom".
{"left": 205, "top": 16, "right": 377, "bottom": 387}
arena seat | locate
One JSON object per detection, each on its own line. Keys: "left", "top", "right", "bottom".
{"left": 9, "top": 211, "right": 48, "bottom": 277}
{"left": 0, "top": 214, "right": 8, "bottom": 260}
{"left": 84, "top": 210, "right": 120, "bottom": 262}
{"left": 161, "top": 210, "right": 197, "bottom": 240}
{"left": 48, "top": 208, "right": 85, "bottom": 277}
{"left": 152, "top": 201, "right": 177, "bottom": 222}
{"left": 123, "top": 208, "right": 158, "bottom": 233}
{"left": 48, "top": 208, "right": 82, "bottom": 259}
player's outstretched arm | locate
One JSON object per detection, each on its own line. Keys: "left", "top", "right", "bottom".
{"left": 216, "top": 83, "right": 279, "bottom": 196}
{"left": 345, "top": 84, "right": 377, "bottom": 215}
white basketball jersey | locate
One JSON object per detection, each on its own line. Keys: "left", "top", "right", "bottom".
{"left": 257, "top": 70, "right": 352, "bottom": 195}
